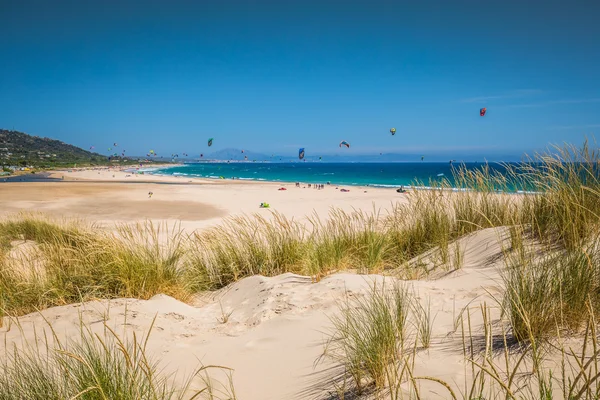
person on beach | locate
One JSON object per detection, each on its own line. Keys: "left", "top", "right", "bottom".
{"left": 148, "top": 191, "right": 153, "bottom": 198}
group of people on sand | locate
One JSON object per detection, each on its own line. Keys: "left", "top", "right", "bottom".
{"left": 295, "top": 182, "right": 329, "bottom": 190}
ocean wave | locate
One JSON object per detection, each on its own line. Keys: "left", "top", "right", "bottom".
{"left": 370, "top": 184, "right": 404, "bottom": 188}
{"left": 236, "top": 177, "right": 270, "bottom": 181}
{"left": 139, "top": 168, "right": 162, "bottom": 173}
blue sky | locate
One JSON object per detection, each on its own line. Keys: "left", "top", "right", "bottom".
{"left": 1, "top": 0, "right": 599, "bottom": 159}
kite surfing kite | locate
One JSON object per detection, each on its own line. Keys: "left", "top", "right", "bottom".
{"left": 208, "top": 138, "right": 214, "bottom": 147}
{"left": 299, "top": 148, "right": 305, "bottom": 160}
{"left": 480, "top": 108, "right": 487, "bottom": 117}
{"left": 339, "top": 141, "right": 350, "bottom": 148}
{"left": 390, "top": 128, "right": 396, "bottom": 136}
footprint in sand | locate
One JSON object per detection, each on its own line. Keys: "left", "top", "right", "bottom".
{"left": 165, "top": 312, "right": 185, "bottom": 321}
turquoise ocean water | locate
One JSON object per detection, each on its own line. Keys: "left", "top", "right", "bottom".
{"left": 152, "top": 162, "right": 514, "bottom": 188}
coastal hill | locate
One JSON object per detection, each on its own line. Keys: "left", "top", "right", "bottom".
{"left": 1, "top": 129, "right": 114, "bottom": 167}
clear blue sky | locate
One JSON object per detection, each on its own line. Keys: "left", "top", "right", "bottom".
{"left": 1, "top": 0, "right": 599, "bottom": 159}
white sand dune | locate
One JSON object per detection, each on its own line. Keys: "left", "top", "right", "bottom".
{"left": 1, "top": 228, "right": 510, "bottom": 399}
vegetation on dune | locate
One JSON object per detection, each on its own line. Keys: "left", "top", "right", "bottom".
{"left": 316, "top": 140, "right": 600, "bottom": 398}
{"left": 0, "top": 318, "right": 237, "bottom": 400}
{"left": 1, "top": 141, "right": 599, "bottom": 316}
{"left": 322, "top": 282, "right": 600, "bottom": 399}
{"left": 0, "top": 216, "right": 193, "bottom": 321}
{"left": 320, "top": 282, "right": 433, "bottom": 397}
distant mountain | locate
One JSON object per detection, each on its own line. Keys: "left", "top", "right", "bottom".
{"left": 204, "top": 148, "right": 272, "bottom": 161}
{"left": 1, "top": 129, "right": 114, "bottom": 166}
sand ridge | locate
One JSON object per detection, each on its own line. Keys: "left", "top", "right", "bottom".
{"left": 1, "top": 228, "right": 508, "bottom": 399}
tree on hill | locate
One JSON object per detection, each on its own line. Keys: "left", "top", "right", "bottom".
{"left": 0, "top": 129, "right": 135, "bottom": 168}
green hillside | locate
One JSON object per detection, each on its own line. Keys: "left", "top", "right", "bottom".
{"left": 0, "top": 129, "right": 128, "bottom": 168}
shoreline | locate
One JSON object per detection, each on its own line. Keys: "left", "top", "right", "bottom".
{"left": 3, "top": 164, "right": 539, "bottom": 195}
{"left": 147, "top": 165, "right": 539, "bottom": 194}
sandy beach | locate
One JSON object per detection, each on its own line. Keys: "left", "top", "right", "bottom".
{"left": 2, "top": 167, "right": 406, "bottom": 231}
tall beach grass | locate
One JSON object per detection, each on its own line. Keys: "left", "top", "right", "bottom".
{"left": 0, "top": 316, "right": 237, "bottom": 400}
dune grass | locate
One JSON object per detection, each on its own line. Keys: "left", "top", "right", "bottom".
{"left": 314, "top": 140, "right": 600, "bottom": 398}
{"left": 321, "top": 281, "right": 413, "bottom": 395}
{"left": 502, "top": 235, "right": 600, "bottom": 343}
{"left": 0, "top": 215, "right": 193, "bottom": 322}
{"left": 517, "top": 141, "right": 600, "bottom": 250}
{"left": 320, "top": 281, "right": 442, "bottom": 397}
{"left": 184, "top": 212, "right": 307, "bottom": 291}
{"left": 0, "top": 317, "right": 236, "bottom": 400}
{"left": 323, "top": 286, "right": 600, "bottom": 399}
{"left": 3, "top": 141, "right": 600, "bottom": 324}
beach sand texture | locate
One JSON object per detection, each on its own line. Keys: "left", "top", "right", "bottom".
{"left": 1, "top": 231, "right": 504, "bottom": 399}
{"left": 2, "top": 167, "right": 406, "bottom": 231}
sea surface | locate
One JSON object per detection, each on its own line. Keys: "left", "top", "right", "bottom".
{"left": 152, "top": 162, "right": 514, "bottom": 188}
